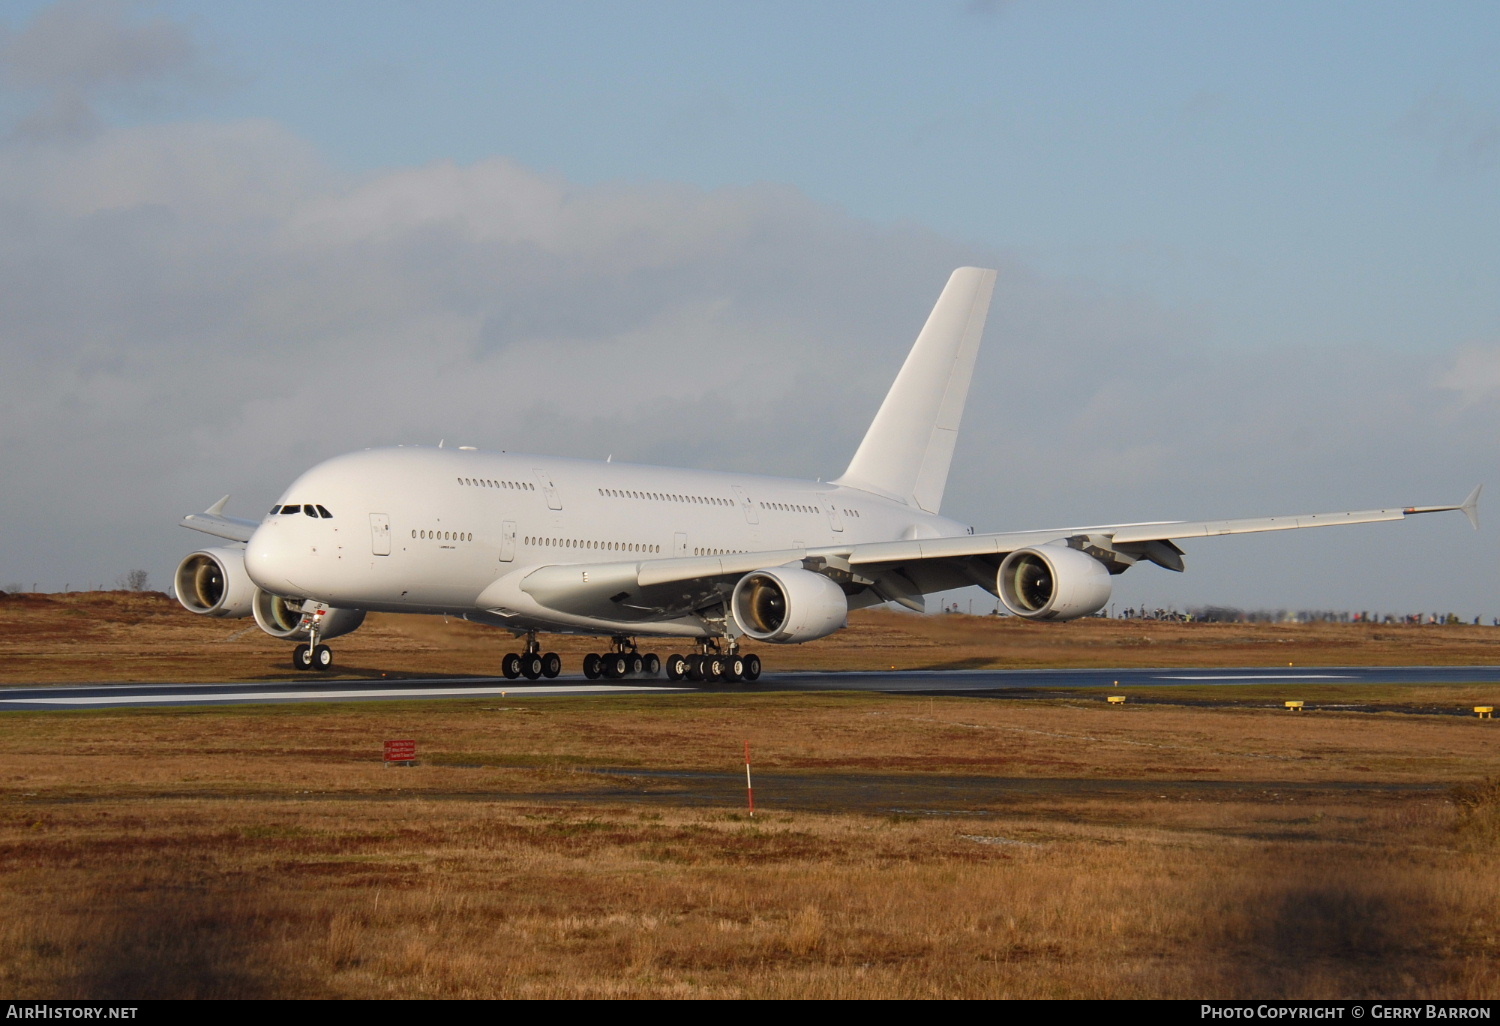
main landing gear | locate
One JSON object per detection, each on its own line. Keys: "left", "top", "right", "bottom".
{"left": 664, "top": 640, "right": 761, "bottom": 684}
{"left": 581, "top": 637, "right": 661, "bottom": 680}
{"left": 501, "top": 632, "right": 562, "bottom": 680}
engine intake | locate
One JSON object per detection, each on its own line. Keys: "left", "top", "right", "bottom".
{"left": 175, "top": 548, "right": 256, "bottom": 618}
{"left": 252, "top": 591, "right": 365, "bottom": 641}
{"left": 731, "top": 567, "right": 848, "bottom": 644}
{"left": 997, "top": 544, "right": 1112, "bottom": 621}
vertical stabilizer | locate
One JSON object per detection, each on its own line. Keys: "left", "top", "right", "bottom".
{"left": 833, "top": 266, "right": 997, "bottom": 513}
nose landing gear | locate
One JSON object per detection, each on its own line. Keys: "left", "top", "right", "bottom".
{"left": 291, "top": 612, "right": 335, "bottom": 672}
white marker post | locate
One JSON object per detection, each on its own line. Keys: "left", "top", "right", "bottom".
{"left": 744, "top": 740, "right": 755, "bottom": 818}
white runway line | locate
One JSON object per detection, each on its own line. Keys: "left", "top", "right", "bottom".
{"left": 1154, "top": 674, "right": 1356, "bottom": 681}
{"left": 9, "top": 684, "right": 690, "bottom": 706}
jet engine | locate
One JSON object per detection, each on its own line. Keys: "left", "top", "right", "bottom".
{"left": 253, "top": 591, "right": 366, "bottom": 641}
{"left": 175, "top": 548, "right": 257, "bottom": 618}
{"left": 997, "top": 544, "right": 1112, "bottom": 621}
{"left": 731, "top": 567, "right": 848, "bottom": 644}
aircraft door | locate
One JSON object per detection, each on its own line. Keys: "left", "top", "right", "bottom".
{"left": 499, "top": 520, "right": 517, "bottom": 562}
{"left": 674, "top": 532, "right": 688, "bottom": 557}
{"left": 733, "top": 485, "right": 759, "bottom": 525}
{"left": 370, "top": 513, "right": 392, "bottom": 555}
{"left": 820, "top": 494, "right": 845, "bottom": 532}
{"left": 533, "top": 469, "right": 563, "bottom": 511}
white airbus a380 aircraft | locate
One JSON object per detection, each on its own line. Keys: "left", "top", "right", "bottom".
{"left": 174, "top": 268, "right": 1480, "bottom": 683}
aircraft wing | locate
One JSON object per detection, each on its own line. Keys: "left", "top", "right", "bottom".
{"left": 513, "top": 486, "right": 1480, "bottom": 618}
{"left": 178, "top": 496, "right": 259, "bottom": 544}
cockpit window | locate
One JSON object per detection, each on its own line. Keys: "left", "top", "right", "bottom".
{"left": 316, "top": 504, "right": 332, "bottom": 518}
{"left": 304, "top": 505, "right": 319, "bottom": 518}
{"left": 269, "top": 505, "right": 281, "bottom": 515}
{"left": 280, "top": 504, "right": 302, "bottom": 515}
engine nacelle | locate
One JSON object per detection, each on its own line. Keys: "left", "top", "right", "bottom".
{"left": 253, "top": 591, "right": 366, "bottom": 641}
{"left": 731, "top": 567, "right": 849, "bottom": 644}
{"left": 997, "top": 544, "right": 1113, "bottom": 621}
{"left": 175, "top": 548, "right": 257, "bottom": 618}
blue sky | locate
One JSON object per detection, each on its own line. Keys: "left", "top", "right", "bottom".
{"left": 0, "top": 0, "right": 1496, "bottom": 615}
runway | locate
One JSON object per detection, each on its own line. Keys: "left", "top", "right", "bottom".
{"left": 3, "top": 664, "right": 1499, "bottom": 711}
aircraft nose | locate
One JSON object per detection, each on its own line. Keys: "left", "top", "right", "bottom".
{"left": 245, "top": 521, "right": 305, "bottom": 594}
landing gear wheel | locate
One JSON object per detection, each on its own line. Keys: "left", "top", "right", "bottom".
{"left": 313, "top": 644, "right": 333, "bottom": 671}
{"left": 541, "top": 652, "right": 562, "bottom": 679}
{"left": 627, "top": 653, "right": 644, "bottom": 675}
{"left": 605, "top": 653, "right": 627, "bottom": 679}
{"left": 502, "top": 653, "right": 521, "bottom": 680}
{"left": 583, "top": 653, "right": 602, "bottom": 680}
{"left": 725, "top": 655, "right": 745, "bottom": 683}
{"left": 643, "top": 653, "right": 661, "bottom": 677}
{"left": 665, "top": 654, "right": 688, "bottom": 681}
{"left": 686, "top": 655, "right": 705, "bottom": 682}
{"left": 706, "top": 656, "right": 727, "bottom": 682}
{"left": 522, "top": 654, "right": 543, "bottom": 680}
{"left": 292, "top": 644, "right": 313, "bottom": 671}
{"left": 743, "top": 653, "right": 762, "bottom": 682}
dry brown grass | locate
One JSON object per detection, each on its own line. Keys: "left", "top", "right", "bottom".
{"left": 3, "top": 591, "right": 1500, "bottom": 684}
{"left": 3, "top": 693, "right": 1500, "bottom": 998}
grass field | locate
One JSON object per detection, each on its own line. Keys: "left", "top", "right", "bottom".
{"left": 4, "top": 593, "right": 1499, "bottom": 998}
{"left": 3, "top": 689, "right": 1500, "bottom": 999}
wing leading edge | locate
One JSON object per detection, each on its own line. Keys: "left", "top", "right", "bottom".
{"left": 179, "top": 496, "right": 259, "bottom": 544}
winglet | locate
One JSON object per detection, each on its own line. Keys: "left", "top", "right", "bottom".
{"left": 205, "top": 495, "right": 231, "bottom": 516}
{"left": 1402, "top": 484, "right": 1482, "bottom": 529}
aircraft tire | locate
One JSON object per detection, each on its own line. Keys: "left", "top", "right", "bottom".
{"left": 502, "top": 653, "right": 522, "bottom": 679}
{"left": 627, "top": 653, "right": 644, "bottom": 675}
{"left": 313, "top": 644, "right": 333, "bottom": 671}
{"left": 522, "top": 654, "right": 543, "bottom": 680}
{"left": 743, "top": 653, "right": 761, "bottom": 681}
{"left": 665, "top": 654, "right": 687, "bottom": 681}
{"left": 725, "top": 655, "right": 745, "bottom": 683}
{"left": 643, "top": 653, "right": 661, "bottom": 676}
{"left": 292, "top": 644, "right": 313, "bottom": 671}
{"left": 582, "top": 653, "right": 602, "bottom": 680}
{"left": 706, "top": 656, "right": 726, "bottom": 682}
{"left": 686, "top": 655, "right": 704, "bottom": 682}
{"left": 541, "top": 652, "right": 562, "bottom": 678}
